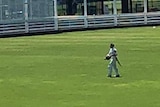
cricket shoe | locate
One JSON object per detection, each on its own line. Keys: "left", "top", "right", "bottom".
{"left": 115, "top": 75, "right": 120, "bottom": 77}
{"left": 107, "top": 75, "right": 112, "bottom": 78}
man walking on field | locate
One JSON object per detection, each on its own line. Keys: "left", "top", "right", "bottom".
{"left": 104, "top": 43, "right": 120, "bottom": 78}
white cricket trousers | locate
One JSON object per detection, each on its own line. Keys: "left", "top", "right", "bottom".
{"left": 108, "top": 59, "right": 119, "bottom": 76}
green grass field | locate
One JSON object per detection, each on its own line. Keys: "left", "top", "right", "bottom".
{"left": 0, "top": 26, "right": 160, "bottom": 107}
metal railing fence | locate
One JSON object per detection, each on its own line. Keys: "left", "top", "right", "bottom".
{"left": 1, "top": 12, "right": 160, "bottom": 36}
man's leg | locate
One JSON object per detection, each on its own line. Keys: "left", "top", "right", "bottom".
{"left": 108, "top": 61, "right": 113, "bottom": 77}
{"left": 113, "top": 61, "right": 120, "bottom": 77}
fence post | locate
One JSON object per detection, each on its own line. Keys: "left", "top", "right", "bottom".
{"left": 0, "top": 0, "right": 2, "bottom": 20}
{"left": 84, "top": 0, "right": 88, "bottom": 28}
{"left": 54, "top": 0, "right": 58, "bottom": 30}
{"left": 144, "top": 0, "right": 147, "bottom": 24}
{"left": 24, "top": 0, "right": 29, "bottom": 33}
{"left": 113, "top": 0, "right": 117, "bottom": 26}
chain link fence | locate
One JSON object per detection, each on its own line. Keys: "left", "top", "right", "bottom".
{"left": 0, "top": 0, "right": 54, "bottom": 21}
